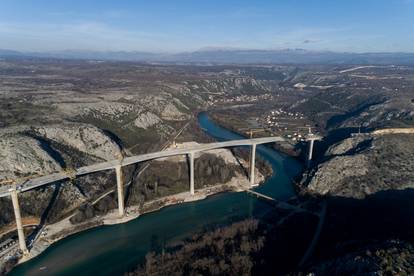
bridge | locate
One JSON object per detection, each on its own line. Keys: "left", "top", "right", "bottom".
{"left": 245, "top": 190, "right": 319, "bottom": 215}
{"left": 1, "top": 136, "right": 297, "bottom": 256}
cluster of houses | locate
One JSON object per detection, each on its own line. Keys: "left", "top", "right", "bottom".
{"left": 261, "top": 109, "right": 309, "bottom": 142}
{"left": 264, "top": 109, "right": 305, "bottom": 125}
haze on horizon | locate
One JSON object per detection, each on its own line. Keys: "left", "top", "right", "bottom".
{"left": 0, "top": 0, "right": 414, "bottom": 53}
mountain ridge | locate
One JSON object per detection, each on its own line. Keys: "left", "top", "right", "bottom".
{"left": 2, "top": 48, "right": 414, "bottom": 65}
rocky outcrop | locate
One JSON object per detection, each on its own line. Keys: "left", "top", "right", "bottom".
{"left": 0, "top": 133, "right": 61, "bottom": 181}
{"left": 185, "top": 77, "right": 269, "bottom": 95}
{"left": 31, "top": 124, "right": 121, "bottom": 161}
{"left": 308, "top": 133, "right": 414, "bottom": 198}
{"left": 134, "top": 112, "right": 161, "bottom": 129}
{"left": 57, "top": 101, "right": 139, "bottom": 120}
{"left": 161, "top": 103, "right": 187, "bottom": 121}
{"left": 0, "top": 123, "right": 122, "bottom": 228}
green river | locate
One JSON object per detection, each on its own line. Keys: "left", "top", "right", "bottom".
{"left": 10, "top": 112, "right": 302, "bottom": 275}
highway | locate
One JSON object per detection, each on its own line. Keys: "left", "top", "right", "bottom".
{"left": 0, "top": 136, "right": 284, "bottom": 198}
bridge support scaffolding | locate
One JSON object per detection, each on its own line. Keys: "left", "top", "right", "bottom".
{"left": 9, "top": 188, "right": 29, "bottom": 255}
{"left": 250, "top": 144, "right": 257, "bottom": 186}
{"left": 115, "top": 165, "right": 125, "bottom": 217}
{"left": 189, "top": 152, "right": 195, "bottom": 195}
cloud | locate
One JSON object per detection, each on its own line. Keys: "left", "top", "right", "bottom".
{"left": 302, "top": 39, "right": 322, "bottom": 44}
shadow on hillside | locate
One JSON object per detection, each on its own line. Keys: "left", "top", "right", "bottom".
{"left": 312, "top": 188, "right": 414, "bottom": 262}
{"left": 294, "top": 127, "right": 371, "bottom": 167}
{"left": 315, "top": 127, "right": 361, "bottom": 158}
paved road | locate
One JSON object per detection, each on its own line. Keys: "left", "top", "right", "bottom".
{"left": 0, "top": 136, "right": 284, "bottom": 198}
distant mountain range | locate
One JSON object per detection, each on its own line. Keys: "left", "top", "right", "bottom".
{"left": 1, "top": 48, "right": 414, "bottom": 65}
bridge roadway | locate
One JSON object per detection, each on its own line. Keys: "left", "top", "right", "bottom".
{"left": 0, "top": 136, "right": 283, "bottom": 198}
{"left": 0, "top": 136, "right": 287, "bottom": 255}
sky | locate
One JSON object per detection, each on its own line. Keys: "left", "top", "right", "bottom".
{"left": 0, "top": 0, "right": 413, "bottom": 53}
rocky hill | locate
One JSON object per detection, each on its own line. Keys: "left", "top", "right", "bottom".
{"left": 0, "top": 59, "right": 275, "bottom": 242}
{"left": 1, "top": 59, "right": 413, "bottom": 274}
{"left": 307, "top": 132, "right": 414, "bottom": 199}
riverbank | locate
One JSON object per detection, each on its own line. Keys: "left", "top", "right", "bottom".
{"left": 205, "top": 110, "right": 302, "bottom": 159}
{"left": 203, "top": 110, "right": 307, "bottom": 195}
{"left": 10, "top": 168, "right": 264, "bottom": 271}
{"left": 1, "top": 117, "right": 270, "bottom": 274}
{"left": 7, "top": 112, "right": 301, "bottom": 276}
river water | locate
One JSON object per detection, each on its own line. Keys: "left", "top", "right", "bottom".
{"left": 10, "top": 112, "right": 302, "bottom": 276}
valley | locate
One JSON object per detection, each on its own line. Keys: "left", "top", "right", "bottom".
{"left": 0, "top": 58, "right": 413, "bottom": 275}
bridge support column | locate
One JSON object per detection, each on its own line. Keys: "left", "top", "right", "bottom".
{"left": 307, "top": 139, "right": 315, "bottom": 168}
{"left": 189, "top": 152, "right": 195, "bottom": 195}
{"left": 9, "top": 188, "right": 28, "bottom": 255}
{"left": 115, "top": 165, "right": 125, "bottom": 217}
{"left": 250, "top": 144, "right": 257, "bottom": 186}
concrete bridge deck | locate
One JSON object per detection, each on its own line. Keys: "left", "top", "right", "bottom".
{"left": 0, "top": 136, "right": 283, "bottom": 198}
{"left": 0, "top": 134, "right": 324, "bottom": 256}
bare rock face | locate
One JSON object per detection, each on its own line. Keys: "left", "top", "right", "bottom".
{"left": 0, "top": 133, "right": 61, "bottom": 181}
{"left": 189, "top": 77, "right": 267, "bottom": 94}
{"left": 308, "top": 133, "right": 414, "bottom": 198}
{"left": 308, "top": 155, "right": 369, "bottom": 197}
{"left": 326, "top": 136, "right": 369, "bottom": 156}
{"left": 0, "top": 123, "right": 122, "bottom": 227}
{"left": 134, "top": 112, "right": 162, "bottom": 129}
{"left": 161, "top": 103, "right": 187, "bottom": 121}
{"left": 339, "top": 97, "right": 414, "bottom": 129}
{"left": 32, "top": 123, "right": 121, "bottom": 161}
{"left": 57, "top": 101, "right": 140, "bottom": 120}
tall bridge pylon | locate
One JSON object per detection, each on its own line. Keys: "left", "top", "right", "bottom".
{"left": 1, "top": 136, "right": 288, "bottom": 254}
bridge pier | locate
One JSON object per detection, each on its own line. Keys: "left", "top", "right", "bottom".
{"left": 115, "top": 165, "right": 125, "bottom": 217}
{"left": 307, "top": 139, "right": 315, "bottom": 168}
{"left": 189, "top": 152, "right": 195, "bottom": 195}
{"left": 250, "top": 144, "right": 257, "bottom": 186}
{"left": 9, "top": 188, "right": 29, "bottom": 255}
